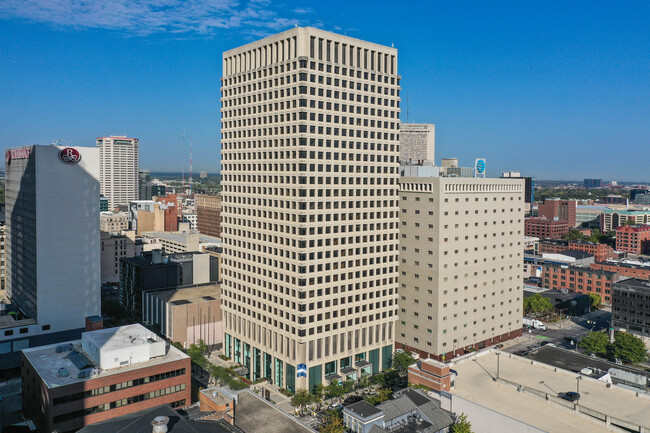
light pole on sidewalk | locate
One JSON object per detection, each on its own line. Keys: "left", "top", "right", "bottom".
{"left": 496, "top": 352, "right": 501, "bottom": 380}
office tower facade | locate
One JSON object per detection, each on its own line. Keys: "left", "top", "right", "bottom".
{"left": 399, "top": 123, "right": 435, "bottom": 163}
{"left": 220, "top": 27, "right": 400, "bottom": 391}
{"left": 97, "top": 136, "right": 139, "bottom": 209}
{"left": 139, "top": 169, "right": 153, "bottom": 200}
{"left": 3, "top": 145, "right": 101, "bottom": 366}
{"left": 195, "top": 193, "right": 222, "bottom": 238}
{"left": 397, "top": 176, "right": 525, "bottom": 360}
{"left": 584, "top": 178, "right": 603, "bottom": 188}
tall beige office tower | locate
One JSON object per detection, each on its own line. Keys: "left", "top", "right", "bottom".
{"left": 220, "top": 27, "right": 400, "bottom": 391}
{"left": 97, "top": 136, "right": 139, "bottom": 209}
{"left": 397, "top": 170, "right": 525, "bottom": 361}
{"left": 399, "top": 123, "right": 435, "bottom": 163}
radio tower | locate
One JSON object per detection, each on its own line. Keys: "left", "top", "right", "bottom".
{"left": 189, "top": 139, "right": 193, "bottom": 196}
{"left": 182, "top": 130, "right": 186, "bottom": 194}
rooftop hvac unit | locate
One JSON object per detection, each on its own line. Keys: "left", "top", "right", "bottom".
{"left": 58, "top": 368, "right": 68, "bottom": 377}
{"left": 55, "top": 344, "right": 73, "bottom": 353}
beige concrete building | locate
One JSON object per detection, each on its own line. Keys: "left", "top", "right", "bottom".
{"left": 97, "top": 136, "right": 139, "bottom": 209}
{"left": 399, "top": 123, "right": 435, "bottom": 163}
{"left": 221, "top": 27, "right": 400, "bottom": 391}
{"left": 397, "top": 176, "right": 525, "bottom": 361}
{"left": 142, "top": 225, "right": 221, "bottom": 253}
{"left": 99, "top": 211, "right": 130, "bottom": 232}
{"left": 0, "top": 224, "right": 5, "bottom": 297}
{"left": 143, "top": 283, "right": 223, "bottom": 349}
{"left": 100, "top": 230, "right": 138, "bottom": 284}
{"left": 196, "top": 193, "right": 222, "bottom": 238}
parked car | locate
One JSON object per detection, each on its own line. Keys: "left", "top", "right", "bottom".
{"left": 513, "top": 350, "right": 528, "bottom": 357}
{"left": 343, "top": 395, "right": 364, "bottom": 406}
{"left": 560, "top": 392, "right": 580, "bottom": 402}
{"left": 494, "top": 344, "right": 504, "bottom": 349}
{"left": 540, "top": 342, "right": 556, "bottom": 347}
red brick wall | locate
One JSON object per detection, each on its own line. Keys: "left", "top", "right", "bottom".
{"left": 591, "top": 263, "right": 650, "bottom": 280}
{"left": 43, "top": 357, "right": 191, "bottom": 432}
{"left": 541, "top": 264, "right": 619, "bottom": 304}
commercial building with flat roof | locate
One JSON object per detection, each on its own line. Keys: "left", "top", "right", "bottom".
{"left": 397, "top": 176, "right": 525, "bottom": 361}
{"left": 143, "top": 283, "right": 223, "bottom": 349}
{"left": 141, "top": 228, "right": 221, "bottom": 253}
{"left": 612, "top": 278, "right": 650, "bottom": 340}
{"left": 21, "top": 324, "right": 190, "bottom": 432}
{"left": 541, "top": 263, "right": 619, "bottom": 304}
{"left": 591, "top": 259, "right": 650, "bottom": 280}
{"left": 600, "top": 209, "right": 650, "bottom": 232}
{"left": 524, "top": 217, "right": 570, "bottom": 239}
{"left": 99, "top": 211, "right": 130, "bottom": 232}
{"left": 220, "top": 27, "right": 400, "bottom": 391}
{"left": 616, "top": 225, "right": 650, "bottom": 255}
{"left": 538, "top": 198, "right": 577, "bottom": 228}
{"left": 195, "top": 193, "right": 222, "bottom": 238}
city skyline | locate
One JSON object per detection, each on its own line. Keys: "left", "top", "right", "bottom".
{"left": 0, "top": 1, "right": 648, "bottom": 180}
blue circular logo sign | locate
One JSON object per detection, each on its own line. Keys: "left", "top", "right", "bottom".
{"left": 476, "top": 159, "right": 485, "bottom": 174}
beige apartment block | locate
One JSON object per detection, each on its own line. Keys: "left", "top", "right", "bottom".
{"left": 399, "top": 123, "right": 435, "bottom": 163}
{"left": 220, "top": 27, "right": 400, "bottom": 391}
{"left": 99, "top": 211, "right": 130, "bottom": 232}
{"left": 397, "top": 176, "right": 525, "bottom": 361}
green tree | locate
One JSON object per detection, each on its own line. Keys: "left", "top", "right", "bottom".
{"left": 341, "top": 380, "right": 355, "bottom": 394}
{"left": 370, "top": 372, "right": 387, "bottom": 386}
{"left": 313, "top": 383, "right": 325, "bottom": 400}
{"left": 610, "top": 332, "right": 648, "bottom": 364}
{"left": 451, "top": 413, "right": 473, "bottom": 433}
{"left": 523, "top": 294, "right": 554, "bottom": 315}
{"left": 367, "top": 387, "right": 393, "bottom": 405}
{"left": 325, "top": 382, "right": 346, "bottom": 399}
{"left": 392, "top": 350, "right": 416, "bottom": 376}
{"left": 291, "top": 389, "right": 315, "bottom": 415}
{"left": 562, "top": 229, "right": 584, "bottom": 241}
{"left": 588, "top": 293, "right": 602, "bottom": 310}
{"left": 579, "top": 331, "right": 609, "bottom": 356}
{"left": 319, "top": 411, "right": 346, "bottom": 433}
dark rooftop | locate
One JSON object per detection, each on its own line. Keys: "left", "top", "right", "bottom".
{"left": 559, "top": 250, "right": 594, "bottom": 260}
{"left": 346, "top": 401, "right": 383, "bottom": 419}
{"left": 77, "top": 404, "right": 238, "bottom": 433}
{"left": 527, "top": 346, "right": 650, "bottom": 384}
{"left": 613, "top": 278, "right": 650, "bottom": 292}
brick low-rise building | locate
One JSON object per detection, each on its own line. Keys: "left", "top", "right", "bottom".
{"left": 541, "top": 264, "right": 619, "bottom": 304}
{"left": 539, "top": 239, "right": 617, "bottom": 263}
{"left": 538, "top": 198, "right": 577, "bottom": 228}
{"left": 407, "top": 358, "right": 454, "bottom": 393}
{"left": 616, "top": 225, "right": 650, "bottom": 255}
{"left": 591, "top": 260, "right": 650, "bottom": 280}
{"left": 21, "top": 324, "right": 190, "bottom": 433}
{"left": 525, "top": 217, "right": 570, "bottom": 239}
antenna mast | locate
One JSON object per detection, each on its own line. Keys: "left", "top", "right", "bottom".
{"left": 182, "top": 130, "right": 186, "bottom": 194}
{"left": 406, "top": 92, "right": 410, "bottom": 123}
{"left": 189, "top": 139, "right": 193, "bottom": 196}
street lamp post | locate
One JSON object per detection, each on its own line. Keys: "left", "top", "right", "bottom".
{"left": 576, "top": 376, "right": 581, "bottom": 397}
{"left": 496, "top": 352, "right": 501, "bottom": 380}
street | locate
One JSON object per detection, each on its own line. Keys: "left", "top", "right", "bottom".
{"left": 505, "top": 310, "right": 611, "bottom": 356}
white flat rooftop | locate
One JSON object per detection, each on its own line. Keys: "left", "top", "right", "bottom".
{"left": 22, "top": 330, "right": 187, "bottom": 389}
{"left": 83, "top": 323, "right": 156, "bottom": 353}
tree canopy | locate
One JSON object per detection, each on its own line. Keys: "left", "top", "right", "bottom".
{"left": 579, "top": 331, "right": 609, "bottom": 356}
{"left": 451, "top": 413, "right": 473, "bottom": 433}
{"left": 588, "top": 293, "right": 602, "bottom": 309}
{"left": 392, "top": 350, "right": 416, "bottom": 376}
{"left": 610, "top": 332, "right": 648, "bottom": 364}
{"left": 523, "top": 294, "right": 554, "bottom": 315}
{"left": 291, "top": 389, "right": 316, "bottom": 414}
{"left": 319, "top": 411, "right": 346, "bottom": 433}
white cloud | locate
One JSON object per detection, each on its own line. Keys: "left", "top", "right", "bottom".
{"left": 0, "top": 0, "right": 313, "bottom": 36}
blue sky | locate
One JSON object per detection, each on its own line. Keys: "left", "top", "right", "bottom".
{"left": 0, "top": 1, "right": 648, "bottom": 180}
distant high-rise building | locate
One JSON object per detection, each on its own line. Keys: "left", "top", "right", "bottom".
{"left": 152, "top": 183, "right": 167, "bottom": 198}
{"left": 221, "top": 27, "right": 400, "bottom": 391}
{"left": 397, "top": 175, "right": 525, "bottom": 360}
{"left": 399, "top": 123, "right": 435, "bottom": 163}
{"left": 139, "top": 169, "right": 153, "bottom": 200}
{"left": 4, "top": 145, "right": 101, "bottom": 369}
{"left": 195, "top": 194, "right": 222, "bottom": 238}
{"left": 97, "top": 136, "right": 139, "bottom": 208}
{"left": 501, "top": 171, "right": 534, "bottom": 214}
{"left": 200, "top": 171, "right": 208, "bottom": 179}
{"left": 584, "top": 178, "right": 603, "bottom": 188}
